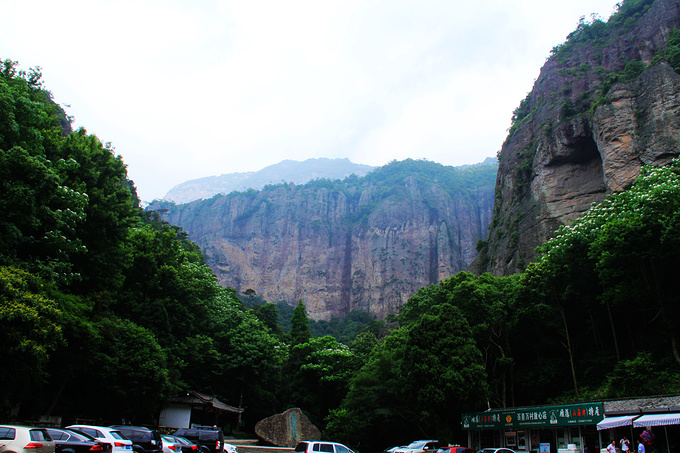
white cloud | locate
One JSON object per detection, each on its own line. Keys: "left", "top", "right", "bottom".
{"left": 0, "top": 0, "right": 618, "bottom": 202}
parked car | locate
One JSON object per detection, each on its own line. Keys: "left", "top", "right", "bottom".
{"left": 66, "top": 425, "right": 132, "bottom": 453}
{"left": 172, "top": 429, "right": 223, "bottom": 453}
{"left": 392, "top": 441, "right": 439, "bottom": 453}
{"left": 385, "top": 446, "right": 406, "bottom": 453}
{"left": 45, "top": 428, "right": 111, "bottom": 453}
{"left": 0, "top": 425, "right": 55, "bottom": 453}
{"left": 108, "top": 426, "right": 162, "bottom": 453}
{"left": 477, "top": 448, "right": 517, "bottom": 453}
{"left": 222, "top": 443, "right": 237, "bottom": 453}
{"left": 165, "top": 437, "right": 202, "bottom": 453}
{"left": 438, "top": 447, "right": 475, "bottom": 453}
{"left": 160, "top": 436, "right": 182, "bottom": 453}
{"left": 293, "top": 441, "right": 355, "bottom": 453}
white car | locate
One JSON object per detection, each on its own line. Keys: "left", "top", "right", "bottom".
{"left": 0, "top": 425, "right": 55, "bottom": 453}
{"left": 294, "top": 441, "right": 354, "bottom": 453}
{"left": 66, "top": 425, "right": 133, "bottom": 453}
{"left": 392, "top": 441, "right": 439, "bottom": 453}
{"left": 162, "top": 435, "right": 182, "bottom": 453}
{"left": 223, "top": 444, "right": 238, "bottom": 453}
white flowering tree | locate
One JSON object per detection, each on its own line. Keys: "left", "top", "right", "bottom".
{"left": 522, "top": 158, "right": 680, "bottom": 398}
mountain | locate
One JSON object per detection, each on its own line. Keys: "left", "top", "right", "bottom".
{"left": 150, "top": 159, "right": 497, "bottom": 320}
{"left": 163, "top": 157, "right": 375, "bottom": 204}
{"left": 474, "top": 0, "right": 680, "bottom": 275}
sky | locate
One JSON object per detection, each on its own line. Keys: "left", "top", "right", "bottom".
{"left": 1, "top": 0, "right": 619, "bottom": 203}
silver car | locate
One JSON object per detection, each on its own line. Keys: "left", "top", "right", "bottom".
{"left": 0, "top": 425, "right": 55, "bottom": 453}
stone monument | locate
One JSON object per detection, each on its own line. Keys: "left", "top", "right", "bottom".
{"left": 254, "top": 408, "right": 321, "bottom": 447}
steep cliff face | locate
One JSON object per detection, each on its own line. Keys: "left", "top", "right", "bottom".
{"left": 477, "top": 0, "right": 680, "bottom": 275}
{"left": 158, "top": 160, "right": 496, "bottom": 320}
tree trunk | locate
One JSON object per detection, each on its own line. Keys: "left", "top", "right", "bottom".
{"left": 558, "top": 302, "right": 579, "bottom": 398}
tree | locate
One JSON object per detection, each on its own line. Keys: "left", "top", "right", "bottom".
{"left": 290, "top": 300, "right": 310, "bottom": 346}
{"left": 0, "top": 266, "right": 64, "bottom": 415}
{"left": 325, "top": 329, "right": 411, "bottom": 451}
{"left": 88, "top": 316, "right": 171, "bottom": 422}
{"left": 401, "top": 303, "right": 488, "bottom": 443}
{"left": 0, "top": 146, "right": 87, "bottom": 281}
{"left": 56, "top": 130, "right": 138, "bottom": 293}
{"left": 288, "top": 336, "right": 359, "bottom": 427}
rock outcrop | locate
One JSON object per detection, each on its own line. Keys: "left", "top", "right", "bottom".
{"left": 476, "top": 0, "right": 680, "bottom": 275}
{"left": 155, "top": 160, "right": 496, "bottom": 320}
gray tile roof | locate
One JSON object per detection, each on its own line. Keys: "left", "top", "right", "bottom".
{"left": 603, "top": 395, "right": 680, "bottom": 414}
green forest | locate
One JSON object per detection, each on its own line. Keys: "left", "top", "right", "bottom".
{"left": 2, "top": 0, "right": 680, "bottom": 449}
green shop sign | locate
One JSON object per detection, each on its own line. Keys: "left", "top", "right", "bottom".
{"left": 461, "top": 403, "right": 604, "bottom": 430}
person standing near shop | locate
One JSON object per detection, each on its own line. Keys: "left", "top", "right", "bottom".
{"left": 621, "top": 437, "right": 630, "bottom": 453}
{"left": 608, "top": 441, "right": 617, "bottom": 453}
{"left": 637, "top": 440, "right": 645, "bottom": 453}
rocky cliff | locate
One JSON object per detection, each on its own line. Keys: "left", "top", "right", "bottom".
{"left": 475, "top": 0, "right": 680, "bottom": 275}
{"left": 154, "top": 159, "right": 496, "bottom": 320}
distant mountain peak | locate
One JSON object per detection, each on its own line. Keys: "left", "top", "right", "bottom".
{"left": 163, "top": 157, "right": 376, "bottom": 204}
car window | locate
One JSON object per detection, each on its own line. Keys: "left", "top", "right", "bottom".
{"left": 30, "top": 429, "right": 52, "bottom": 441}
{"left": 336, "top": 446, "right": 353, "bottom": 453}
{"left": 47, "top": 430, "right": 67, "bottom": 441}
{"left": 294, "top": 443, "right": 309, "bottom": 452}
{"left": 111, "top": 431, "right": 127, "bottom": 440}
{"left": 0, "top": 427, "right": 16, "bottom": 440}
{"left": 71, "top": 432, "right": 94, "bottom": 442}
{"left": 319, "top": 444, "right": 334, "bottom": 453}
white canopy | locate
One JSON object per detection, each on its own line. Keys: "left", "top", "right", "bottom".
{"left": 597, "top": 415, "right": 639, "bottom": 430}
{"left": 633, "top": 413, "right": 680, "bottom": 427}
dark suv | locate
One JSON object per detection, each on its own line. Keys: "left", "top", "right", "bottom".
{"left": 109, "top": 426, "right": 162, "bottom": 453}
{"left": 172, "top": 429, "right": 223, "bottom": 453}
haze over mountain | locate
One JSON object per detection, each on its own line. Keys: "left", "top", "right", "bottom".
{"left": 163, "top": 158, "right": 375, "bottom": 204}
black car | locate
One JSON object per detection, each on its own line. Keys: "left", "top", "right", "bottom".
{"left": 108, "top": 426, "right": 162, "bottom": 453}
{"left": 172, "top": 429, "right": 223, "bottom": 453}
{"left": 46, "top": 428, "right": 112, "bottom": 453}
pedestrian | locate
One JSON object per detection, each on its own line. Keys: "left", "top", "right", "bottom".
{"left": 621, "top": 437, "right": 630, "bottom": 453}
{"left": 608, "top": 441, "right": 617, "bottom": 453}
{"left": 638, "top": 441, "right": 645, "bottom": 453}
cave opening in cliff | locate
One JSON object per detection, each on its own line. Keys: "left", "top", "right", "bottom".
{"left": 571, "top": 134, "right": 601, "bottom": 166}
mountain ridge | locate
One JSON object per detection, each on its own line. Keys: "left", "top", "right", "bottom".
{"left": 163, "top": 157, "right": 375, "bottom": 204}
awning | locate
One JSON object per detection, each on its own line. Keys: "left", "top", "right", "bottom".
{"left": 597, "top": 415, "right": 639, "bottom": 430}
{"left": 633, "top": 413, "right": 680, "bottom": 427}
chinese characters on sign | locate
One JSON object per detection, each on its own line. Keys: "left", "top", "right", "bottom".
{"left": 461, "top": 403, "right": 604, "bottom": 430}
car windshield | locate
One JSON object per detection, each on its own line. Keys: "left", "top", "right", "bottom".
{"left": 407, "top": 442, "right": 428, "bottom": 449}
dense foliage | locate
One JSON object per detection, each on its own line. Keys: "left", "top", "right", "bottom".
{"left": 0, "top": 60, "right": 287, "bottom": 430}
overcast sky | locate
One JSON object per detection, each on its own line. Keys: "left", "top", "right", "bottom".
{"left": 1, "top": 0, "right": 618, "bottom": 203}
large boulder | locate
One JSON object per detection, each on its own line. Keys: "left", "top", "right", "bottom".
{"left": 254, "top": 408, "right": 320, "bottom": 448}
